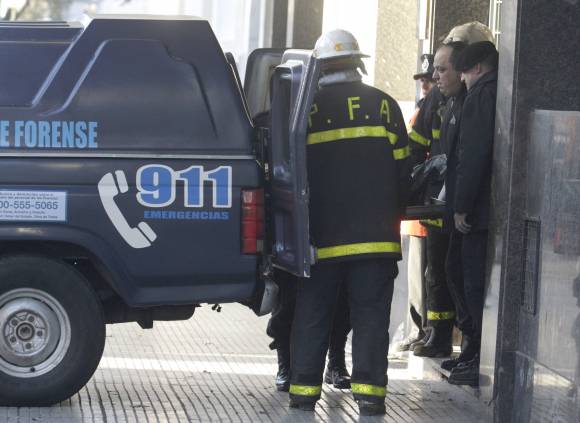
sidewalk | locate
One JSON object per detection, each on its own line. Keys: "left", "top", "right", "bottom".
{"left": 0, "top": 304, "right": 492, "bottom": 422}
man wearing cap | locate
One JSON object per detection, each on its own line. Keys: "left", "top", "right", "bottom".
{"left": 445, "top": 41, "right": 498, "bottom": 386}
{"left": 395, "top": 53, "right": 435, "bottom": 354}
{"left": 407, "top": 51, "right": 456, "bottom": 358}
{"left": 413, "top": 54, "right": 437, "bottom": 110}
{"left": 288, "top": 29, "right": 410, "bottom": 416}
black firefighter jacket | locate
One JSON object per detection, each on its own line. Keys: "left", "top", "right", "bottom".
{"left": 454, "top": 71, "right": 498, "bottom": 231}
{"left": 307, "top": 80, "right": 411, "bottom": 262}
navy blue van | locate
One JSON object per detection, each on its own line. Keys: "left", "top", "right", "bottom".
{"left": 0, "top": 15, "right": 317, "bottom": 405}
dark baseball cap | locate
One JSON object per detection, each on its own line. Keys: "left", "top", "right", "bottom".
{"left": 455, "top": 41, "right": 498, "bottom": 72}
{"left": 413, "top": 54, "right": 435, "bottom": 80}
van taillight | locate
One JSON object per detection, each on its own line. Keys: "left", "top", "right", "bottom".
{"left": 241, "top": 189, "right": 264, "bottom": 254}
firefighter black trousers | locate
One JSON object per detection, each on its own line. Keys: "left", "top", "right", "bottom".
{"left": 289, "top": 258, "right": 397, "bottom": 404}
{"left": 445, "top": 230, "right": 488, "bottom": 346}
{"left": 266, "top": 269, "right": 350, "bottom": 363}
{"left": 425, "top": 229, "right": 455, "bottom": 329}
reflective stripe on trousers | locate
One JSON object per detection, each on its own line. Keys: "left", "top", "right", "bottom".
{"left": 351, "top": 383, "right": 387, "bottom": 398}
{"left": 427, "top": 310, "right": 455, "bottom": 320}
{"left": 289, "top": 384, "right": 322, "bottom": 397}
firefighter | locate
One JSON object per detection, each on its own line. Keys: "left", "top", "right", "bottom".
{"left": 407, "top": 54, "right": 456, "bottom": 357}
{"left": 445, "top": 41, "right": 498, "bottom": 386}
{"left": 259, "top": 114, "right": 352, "bottom": 393}
{"left": 289, "top": 29, "right": 410, "bottom": 416}
{"left": 395, "top": 53, "right": 436, "bottom": 354}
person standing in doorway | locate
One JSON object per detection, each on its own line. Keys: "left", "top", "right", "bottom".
{"left": 445, "top": 41, "right": 498, "bottom": 386}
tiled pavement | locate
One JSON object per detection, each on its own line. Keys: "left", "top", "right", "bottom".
{"left": 0, "top": 304, "right": 492, "bottom": 422}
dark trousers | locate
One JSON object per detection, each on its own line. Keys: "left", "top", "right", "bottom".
{"left": 425, "top": 229, "right": 455, "bottom": 329}
{"left": 289, "top": 258, "right": 397, "bottom": 404}
{"left": 407, "top": 235, "right": 427, "bottom": 335}
{"left": 267, "top": 269, "right": 350, "bottom": 364}
{"left": 445, "top": 230, "right": 488, "bottom": 344}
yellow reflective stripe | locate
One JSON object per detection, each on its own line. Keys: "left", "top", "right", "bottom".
{"left": 351, "top": 383, "right": 386, "bottom": 397}
{"left": 432, "top": 129, "right": 441, "bottom": 140}
{"left": 427, "top": 310, "right": 455, "bottom": 320}
{"left": 307, "top": 126, "right": 391, "bottom": 145}
{"left": 409, "top": 129, "right": 431, "bottom": 147}
{"left": 385, "top": 130, "right": 398, "bottom": 145}
{"left": 289, "top": 384, "right": 322, "bottom": 396}
{"left": 317, "top": 242, "right": 401, "bottom": 260}
{"left": 393, "top": 146, "right": 410, "bottom": 160}
{"left": 423, "top": 218, "right": 443, "bottom": 228}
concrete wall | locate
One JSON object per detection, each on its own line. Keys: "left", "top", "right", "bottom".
{"left": 374, "top": 0, "right": 419, "bottom": 102}
{"left": 433, "top": 0, "right": 490, "bottom": 47}
{"left": 272, "top": 0, "right": 324, "bottom": 49}
{"left": 291, "top": 0, "right": 324, "bottom": 49}
{"left": 271, "top": 0, "right": 289, "bottom": 48}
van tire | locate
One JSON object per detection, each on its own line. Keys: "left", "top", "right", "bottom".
{"left": 0, "top": 255, "right": 105, "bottom": 406}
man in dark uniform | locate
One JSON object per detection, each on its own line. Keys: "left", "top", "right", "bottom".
{"left": 408, "top": 60, "right": 456, "bottom": 357}
{"left": 288, "top": 29, "right": 411, "bottom": 416}
{"left": 445, "top": 41, "right": 498, "bottom": 386}
{"left": 255, "top": 113, "right": 352, "bottom": 393}
{"left": 395, "top": 53, "right": 436, "bottom": 354}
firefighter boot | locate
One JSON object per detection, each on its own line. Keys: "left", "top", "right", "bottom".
{"left": 413, "top": 321, "right": 453, "bottom": 357}
{"left": 324, "top": 354, "right": 351, "bottom": 389}
{"left": 409, "top": 328, "right": 431, "bottom": 351}
{"left": 275, "top": 347, "right": 290, "bottom": 392}
{"left": 357, "top": 400, "right": 386, "bottom": 416}
{"left": 395, "top": 329, "right": 426, "bottom": 352}
{"left": 289, "top": 399, "right": 316, "bottom": 411}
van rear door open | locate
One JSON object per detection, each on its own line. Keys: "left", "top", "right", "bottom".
{"left": 268, "top": 51, "right": 320, "bottom": 278}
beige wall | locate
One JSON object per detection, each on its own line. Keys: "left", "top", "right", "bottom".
{"left": 374, "top": 0, "right": 419, "bottom": 102}
{"left": 271, "top": 0, "right": 289, "bottom": 48}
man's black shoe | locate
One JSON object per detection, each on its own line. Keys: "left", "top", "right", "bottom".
{"left": 448, "top": 359, "right": 479, "bottom": 387}
{"left": 394, "top": 331, "right": 425, "bottom": 352}
{"left": 289, "top": 399, "right": 316, "bottom": 411}
{"left": 450, "top": 356, "right": 479, "bottom": 372}
{"left": 324, "top": 364, "right": 351, "bottom": 389}
{"left": 357, "top": 400, "right": 386, "bottom": 416}
{"left": 441, "top": 352, "right": 478, "bottom": 371}
{"left": 441, "top": 337, "right": 479, "bottom": 370}
{"left": 441, "top": 356, "right": 462, "bottom": 371}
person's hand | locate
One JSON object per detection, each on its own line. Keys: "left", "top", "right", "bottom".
{"left": 454, "top": 213, "right": 471, "bottom": 234}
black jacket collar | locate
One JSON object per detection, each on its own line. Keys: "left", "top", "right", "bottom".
{"left": 467, "top": 71, "right": 498, "bottom": 93}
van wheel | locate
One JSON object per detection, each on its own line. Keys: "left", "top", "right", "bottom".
{"left": 0, "top": 255, "right": 105, "bottom": 406}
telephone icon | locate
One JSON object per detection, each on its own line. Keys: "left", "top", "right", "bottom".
{"left": 98, "top": 170, "right": 157, "bottom": 249}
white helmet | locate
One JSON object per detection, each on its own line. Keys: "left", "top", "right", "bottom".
{"left": 314, "top": 29, "right": 369, "bottom": 60}
{"left": 443, "top": 21, "right": 495, "bottom": 45}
